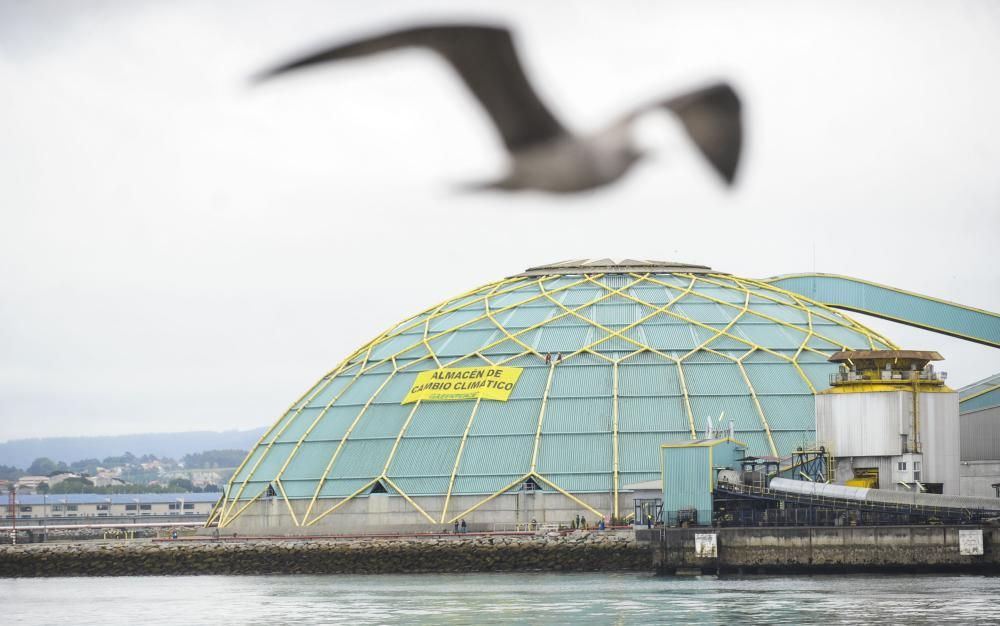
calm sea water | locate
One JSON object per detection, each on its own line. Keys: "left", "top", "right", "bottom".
{"left": 4, "top": 572, "right": 999, "bottom": 625}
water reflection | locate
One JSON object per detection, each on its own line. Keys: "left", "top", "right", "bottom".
{"left": 5, "top": 572, "right": 1000, "bottom": 625}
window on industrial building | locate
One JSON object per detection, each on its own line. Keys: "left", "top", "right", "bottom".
{"left": 96, "top": 504, "right": 109, "bottom": 511}
{"left": 140, "top": 504, "right": 151, "bottom": 511}
{"left": 900, "top": 434, "right": 908, "bottom": 453}
{"left": 183, "top": 503, "right": 194, "bottom": 509}
{"left": 914, "top": 461, "right": 921, "bottom": 471}
{"left": 125, "top": 504, "right": 137, "bottom": 511}
{"left": 168, "top": 502, "right": 180, "bottom": 510}
{"left": 67, "top": 505, "right": 78, "bottom": 511}
{"left": 52, "top": 505, "right": 64, "bottom": 512}
{"left": 19, "top": 506, "right": 32, "bottom": 513}
{"left": 897, "top": 462, "right": 906, "bottom": 471}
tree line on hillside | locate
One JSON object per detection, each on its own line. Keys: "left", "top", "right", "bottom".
{"left": 179, "top": 449, "right": 248, "bottom": 469}
{"left": 0, "top": 427, "right": 267, "bottom": 471}
{"left": 0, "top": 465, "right": 22, "bottom": 481}
{"left": 38, "top": 477, "right": 222, "bottom": 495}
{"left": 0, "top": 448, "right": 248, "bottom": 489}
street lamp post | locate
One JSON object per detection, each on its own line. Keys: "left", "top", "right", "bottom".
{"left": 131, "top": 498, "right": 140, "bottom": 541}
{"left": 173, "top": 497, "right": 185, "bottom": 539}
{"left": 7, "top": 485, "right": 16, "bottom": 546}
{"left": 42, "top": 492, "right": 49, "bottom": 542}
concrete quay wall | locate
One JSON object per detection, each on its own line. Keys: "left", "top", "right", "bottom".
{"left": 0, "top": 532, "right": 650, "bottom": 578}
{"left": 646, "top": 525, "right": 1000, "bottom": 575}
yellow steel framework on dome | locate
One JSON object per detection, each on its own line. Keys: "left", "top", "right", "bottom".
{"left": 214, "top": 272, "right": 893, "bottom": 525}
{"left": 440, "top": 397, "right": 481, "bottom": 523}
{"left": 612, "top": 361, "right": 620, "bottom": 514}
{"left": 212, "top": 269, "right": 897, "bottom": 529}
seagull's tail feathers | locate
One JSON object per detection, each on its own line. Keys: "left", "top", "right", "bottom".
{"left": 654, "top": 83, "right": 743, "bottom": 185}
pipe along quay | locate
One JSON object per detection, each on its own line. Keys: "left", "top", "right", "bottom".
{"left": 1, "top": 525, "right": 997, "bottom": 577}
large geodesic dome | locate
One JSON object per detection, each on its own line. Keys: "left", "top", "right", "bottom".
{"left": 215, "top": 260, "right": 896, "bottom": 532}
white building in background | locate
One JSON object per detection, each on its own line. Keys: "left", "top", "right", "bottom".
{"left": 1, "top": 493, "right": 220, "bottom": 520}
{"left": 90, "top": 475, "right": 127, "bottom": 488}
{"left": 47, "top": 472, "right": 82, "bottom": 487}
{"left": 14, "top": 476, "right": 50, "bottom": 494}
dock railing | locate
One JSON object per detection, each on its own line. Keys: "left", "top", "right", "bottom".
{"left": 713, "top": 481, "right": 997, "bottom": 525}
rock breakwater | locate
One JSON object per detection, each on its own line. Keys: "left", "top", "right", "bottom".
{"left": 0, "top": 532, "right": 650, "bottom": 577}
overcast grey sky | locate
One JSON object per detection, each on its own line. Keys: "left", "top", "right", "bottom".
{"left": 1, "top": 0, "right": 998, "bottom": 441}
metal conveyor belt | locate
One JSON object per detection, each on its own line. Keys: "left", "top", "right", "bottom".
{"left": 762, "top": 273, "right": 1000, "bottom": 348}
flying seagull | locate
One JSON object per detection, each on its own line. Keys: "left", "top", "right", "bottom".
{"left": 256, "top": 24, "right": 743, "bottom": 193}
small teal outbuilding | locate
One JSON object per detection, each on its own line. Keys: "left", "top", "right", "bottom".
{"left": 661, "top": 437, "right": 746, "bottom": 525}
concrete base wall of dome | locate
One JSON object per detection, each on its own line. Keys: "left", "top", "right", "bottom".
{"left": 220, "top": 491, "right": 619, "bottom": 535}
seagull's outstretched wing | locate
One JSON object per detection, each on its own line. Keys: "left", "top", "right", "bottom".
{"left": 635, "top": 83, "right": 743, "bottom": 185}
{"left": 257, "top": 24, "right": 568, "bottom": 152}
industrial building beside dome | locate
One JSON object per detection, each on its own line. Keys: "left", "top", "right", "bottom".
{"left": 214, "top": 260, "right": 905, "bottom": 533}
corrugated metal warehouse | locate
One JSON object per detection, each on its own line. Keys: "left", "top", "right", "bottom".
{"left": 959, "top": 373, "right": 1000, "bottom": 497}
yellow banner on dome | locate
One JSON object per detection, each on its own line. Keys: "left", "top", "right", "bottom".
{"left": 402, "top": 366, "right": 523, "bottom": 404}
